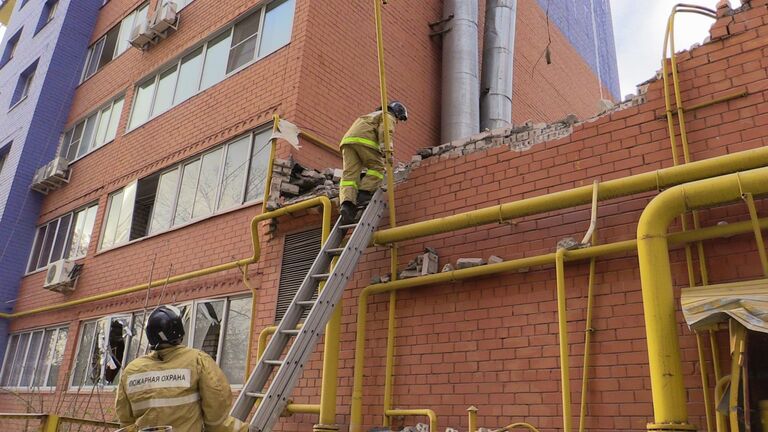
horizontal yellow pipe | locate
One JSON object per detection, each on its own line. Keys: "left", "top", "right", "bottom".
{"left": 1, "top": 197, "right": 333, "bottom": 320}
{"left": 286, "top": 404, "right": 321, "bottom": 415}
{"left": 385, "top": 409, "right": 437, "bottom": 432}
{"left": 350, "top": 216, "right": 768, "bottom": 432}
{"left": 0, "top": 258, "right": 256, "bottom": 319}
{"left": 637, "top": 167, "right": 768, "bottom": 429}
{"left": 373, "top": 147, "right": 768, "bottom": 245}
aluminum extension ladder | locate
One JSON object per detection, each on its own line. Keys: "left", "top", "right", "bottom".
{"left": 231, "top": 189, "right": 387, "bottom": 432}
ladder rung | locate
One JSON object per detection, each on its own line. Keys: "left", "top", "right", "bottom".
{"left": 281, "top": 329, "right": 300, "bottom": 336}
{"left": 263, "top": 359, "right": 284, "bottom": 366}
{"left": 325, "top": 247, "right": 345, "bottom": 255}
{"left": 296, "top": 300, "right": 315, "bottom": 307}
{"left": 246, "top": 392, "right": 266, "bottom": 399}
{"left": 339, "top": 223, "right": 358, "bottom": 230}
{"left": 311, "top": 273, "right": 330, "bottom": 279}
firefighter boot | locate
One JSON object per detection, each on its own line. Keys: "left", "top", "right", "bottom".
{"left": 357, "top": 190, "right": 373, "bottom": 208}
{"left": 340, "top": 201, "right": 357, "bottom": 225}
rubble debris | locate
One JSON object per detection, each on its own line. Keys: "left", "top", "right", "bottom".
{"left": 441, "top": 263, "right": 454, "bottom": 272}
{"left": 399, "top": 248, "right": 440, "bottom": 279}
{"left": 556, "top": 237, "right": 580, "bottom": 250}
{"left": 266, "top": 156, "right": 341, "bottom": 210}
{"left": 456, "top": 257, "right": 486, "bottom": 269}
{"left": 487, "top": 255, "right": 504, "bottom": 265}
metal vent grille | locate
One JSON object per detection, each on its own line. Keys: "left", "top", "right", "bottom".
{"left": 275, "top": 228, "right": 322, "bottom": 323}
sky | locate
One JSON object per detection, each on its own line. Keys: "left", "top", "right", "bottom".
{"left": 610, "top": 0, "right": 719, "bottom": 98}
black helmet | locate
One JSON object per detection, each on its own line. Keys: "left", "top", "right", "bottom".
{"left": 386, "top": 101, "right": 408, "bottom": 121}
{"left": 146, "top": 305, "right": 185, "bottom": 349}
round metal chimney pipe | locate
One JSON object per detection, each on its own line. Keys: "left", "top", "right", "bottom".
{"left": 441, "top": 0, "right": 480, "bottom": 143}
{"left": 480, "top": 0, "right": 517, "bottom": 131}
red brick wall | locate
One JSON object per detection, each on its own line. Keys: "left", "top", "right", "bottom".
{"left": 4, "top": 0, "right": 767, "bottom": 431}
{"left": 512, "top": 0, "right": 617, "bottom": 125}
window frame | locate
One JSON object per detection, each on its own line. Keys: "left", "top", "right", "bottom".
{"left": 35, "top": 0, "right": 59, "bottom": 34}
{"left": 80, "top": 2, "right": 149, "bottom": 83}
{"left": 26, "top": 202, "right": 99, "bottom": 274}
{"left": 126, "top": 0, "right": 294, "bottom": 131}
{"left": 61, "top": 95, "right": 125, "bottom": 163}
{"left": 10, "top": 60, "right": 38, "bottom": 109}
{"left": 98, "top": 128, "right": 270, "bottom": 252}
{"left": 68, "top": 294, "right": 251, "bottom": 390}
{"left": 0, "top": 325, "right": 70, "bottom": 391}
{"left": 0, "top": 28, "right": 22, "bottom": 68}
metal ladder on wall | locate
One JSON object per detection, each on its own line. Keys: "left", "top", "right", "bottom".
{"left": 231, "top": 189, "right": 387, "bottom": 432}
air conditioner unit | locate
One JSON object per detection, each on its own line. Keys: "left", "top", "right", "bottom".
{"left": 150, "top": 1, "right": 178, "bottom": 34}
{"left": 44, "top": 259, "right": 80, "bottom": 293}
{"left": 129, "top": 18, "right": 155, "bottom": 50}
{"left": 31, "top": 157, "right": 69, "bottom": 194}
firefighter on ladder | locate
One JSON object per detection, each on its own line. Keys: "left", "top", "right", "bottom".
{"left": 115, "top": 306, "right": 247, "bottom": 432}
{"left": 339, "top": 101, "right": 408, "bottom": 224}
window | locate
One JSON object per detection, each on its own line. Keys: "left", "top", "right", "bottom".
{"left": 70, "top": 296, "right": 251, "bottom": 388}
{"left": 27, "top": 203, "right": 98, "bottom": 273}
{"left": 128, "top": 0, "right": 294, "bottom": 129}
{"left": 0, "top": 144, "right": 9, "bottom": 175}
{"left": 10, "top": 60, "right": 37, "bottom": 107}
{"left": 0, "top": 326, "right": 69, "bottom": 389}
{"left": 36, "top": 0, "right": 58, "bottom": 33}
{"left": 100, "top": 182, "right": 137, "bottom": 250}
{"left": 275, "top": 228, "right": 321, "bottom": 322}
{"left": 99, "top": 129, "right": 271, "bottom": 250}
{"left": 0, "top": 29, "right": 22, "bottom": 68}
{"left": 81, "top": 3, "right": 148, "bottom": 82}
{"left": 62, "top": 96, "right": 124, "bottom": 161}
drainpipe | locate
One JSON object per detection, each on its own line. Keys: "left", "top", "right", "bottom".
{"left": 480, "top": 0, "right": 517, "bottom": 130}
{"left": 636, "top": 166, "right": 768, "bottom": 431}
{"left": 441, "top": 0, "right": 480, "bottom": 143}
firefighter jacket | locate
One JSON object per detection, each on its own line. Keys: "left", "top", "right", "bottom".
{"left": 340, "top": 110, "right": 396, "bottom": 152}
{"left": 115, "top": 345, "right": 247, "bottom": 432}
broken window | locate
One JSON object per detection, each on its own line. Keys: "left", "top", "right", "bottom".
{"left": 70, "top": 314, "right": 136, "bottom": 388}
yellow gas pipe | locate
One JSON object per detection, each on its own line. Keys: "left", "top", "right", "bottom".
{"left": 372, "top": 147, "right": 768, "bottom": 246}
{"left": 555, "top": 248, "right": 573, "bottom": 432}
{"left": 349, "top": 215, "right": 768, "bottom": 431}
{"left": 637, "top": 167, "right": 768, "bottom": 431}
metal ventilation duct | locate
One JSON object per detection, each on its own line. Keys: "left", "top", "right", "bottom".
{"left": 480, "top": 0, "right": 517, "bottom": 131}
{"left": 441, "top": 0, "right": 480, "bottom": 143}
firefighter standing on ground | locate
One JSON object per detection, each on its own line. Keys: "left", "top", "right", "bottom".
{"left": 339, "top": 101, "right": 408, "bottom": 223}
{"left": 115, "top": 305, "right": 247, "bottom": 432}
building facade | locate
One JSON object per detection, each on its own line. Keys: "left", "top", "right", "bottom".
{"left": 28, "top": 0, "right": 768, "bottom": 431}
{"left": 0, "top": 0, "right": 103, "bottom": 357}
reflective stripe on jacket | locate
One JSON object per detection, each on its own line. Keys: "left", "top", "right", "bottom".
{"left": 115, "top": 346, "right": 246, "bottom": 432}
{"left": 340, "top": 110, "right": 396, "bottom": 152}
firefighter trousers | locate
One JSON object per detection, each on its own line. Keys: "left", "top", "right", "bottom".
{"left": 340, "top": 144, "right": 385, "bottom": 204}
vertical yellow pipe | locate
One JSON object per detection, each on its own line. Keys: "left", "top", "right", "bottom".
{"left": 555, "top": 248, "right": 573, "bottom": 432}
{"left": 729, "top": 321, "right": 747, "bottom": 432}
{"left": 468, "top": 406, "right": 478, "bottom": 432}
{"left": 245, "top": 115, "right": 280, "bottom": 380}
{"left": 661, "top": 15, "right": 681, "bottom": 166}
{"left": 637, "top": 187, "right": 691, "bottom": 430}
{"left": 743, "top": 193, "right": 768, "bottom": 276}
{"left": 373, "top": 0, "right": 400, "bottom": 426}
{"left": 696, "top": 332, "right": 714, "bottom": 432}
{"left": 350, "top": 290, "right": 371, "bottom": 432}
{"left": 577, "top": 254, "right": 597, "bottom": 432}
